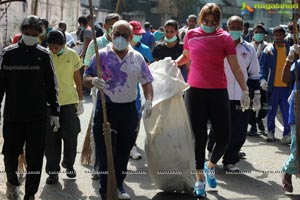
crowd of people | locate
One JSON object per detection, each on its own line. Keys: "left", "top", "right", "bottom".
{"left": 0, "top": 2, "right": 299, "bottom": 200}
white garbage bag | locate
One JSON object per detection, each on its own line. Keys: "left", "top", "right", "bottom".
{"left": 142, "top": 57, "right": 195, "bottom": 193}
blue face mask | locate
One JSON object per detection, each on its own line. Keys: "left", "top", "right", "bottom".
{"left": 133, "top": 35, "right": 142, "bottom": 43}
{"left": 164, "top": 36, "right": 177, "bottom": 43}
{"left": 253, "top": 33, "right": 264, "bottom": 42}
{"left": 229, "top": 31, "right": 242, "bottom": 41}
{"left": 201, "top": 24, "right": 216, "bottom": 33}
{"left": 113, "top": 36, "right": 129, "bottom": 51}
{"left": 22, "top": 35, "right": 38, "bottom": 46}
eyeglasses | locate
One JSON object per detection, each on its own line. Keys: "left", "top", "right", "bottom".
{"left": 113, "top": 31, "right": 130, "bottom": 39}
{"left": 202, "top": 19, "right": 218, "bottom": 26}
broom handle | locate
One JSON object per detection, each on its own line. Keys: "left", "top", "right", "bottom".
{"left": 88, "top": 1, "right": 118, "bottom": 199}
{"left": 292, "top": 0, "right": 300, "bottom": 178}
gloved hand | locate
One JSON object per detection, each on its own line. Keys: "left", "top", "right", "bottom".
{"left": 240, "top": 90, "right": 250, "bottom": 112}
{"left": 50, "top": 116, "right": 60, "bottom": 132}
{"left": 260, "top": 79, "right": 268, "bottom": 91}
{"left": 264, "top": 44, "right": 273, "bottom": 55}
{"left": 92, "top": 77, "right": 105, "bottom": 90}
{"left": 171, "top": 60, "right": 178, "bottom": 68}
{"left": 142, "top": 100, "right": 152, "bottom": 118}
{"left": 76, "top": 100, "right": 84, "bottom": 115}
{"left": 286, "top": 44, "right": 300, "bottom": 62}
{"left": 252, "top": 93, "right": 261, "bottom": 112}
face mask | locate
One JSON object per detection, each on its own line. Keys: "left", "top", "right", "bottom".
{"left": 22, "top": 35, "right": 38, "bottom": 46}
{"left": 113, "top": 36, "right": 129, "bottom": 51}
{"left": 201, "top": 24, "right": 216, "bottom": 33}
{"left": 107, "top": 28, "right": 112, "bottom": 37}
{"left": 133, "top": 35, "right": 142, "bottom": 43}
{"left": 253, "top": 33, "right": 264, "bottom": 42}
{"left": 164, "top": 36, "right": 177, "bottom": 43}
{"left": 57, "top": 47, "right": 64, "bottom": 56}
{"left": 229, "top": 31, "right": 242, "bottom": 41}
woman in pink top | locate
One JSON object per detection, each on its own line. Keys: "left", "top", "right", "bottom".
{"left": 176, "top": 3, "right": 250, "bottom": 197}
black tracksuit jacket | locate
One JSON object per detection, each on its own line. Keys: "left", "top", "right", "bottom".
{"left": 0, "top": 42, "right": 59, "bottom": 122}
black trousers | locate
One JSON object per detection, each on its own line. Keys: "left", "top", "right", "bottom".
{"left": 93, "top": 101, "right": 138, "bottom": 195}
{"left": 185, "top": 87, "right": 231, "bottom": 169}
{"left": 45, "top": 104, "right": 81, "bottom": 175}
{"left": 248, "top": 88, "right": 268, "bottom": 129}
{"left": 2, "top": 119, "right": 46, "bottom": 199}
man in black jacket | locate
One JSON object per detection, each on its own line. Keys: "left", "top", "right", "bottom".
{"left": 0, "top": 15, "right": 60, "bottom": 200}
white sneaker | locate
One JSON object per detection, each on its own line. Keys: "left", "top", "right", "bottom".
{"left": 281, "top": 135, "right": 291, "bottom": 144}
{"left": 130, "top": 146, "right": 142, "bottom": 160}
{"left": 266, "top": 132, "right": 275, "bottom": 142}
{"left": 224, "top": 164, "right": 240, "bottom": 173}
{"left": 118, "top": 190, "right": 130, "bottom": 199}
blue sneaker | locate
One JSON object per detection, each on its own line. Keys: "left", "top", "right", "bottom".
{"left": 193, "top": 180, "right": 206, "bottom": 198}
{"left": 204, "top": 161, "right": 217, "bottom": 188}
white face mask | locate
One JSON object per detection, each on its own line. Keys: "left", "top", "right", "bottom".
{"left": 113, "top": 36, "right": 129, "bottom": 51}
{"left": 22, "top": 35, "right": 38, "bottom": 46}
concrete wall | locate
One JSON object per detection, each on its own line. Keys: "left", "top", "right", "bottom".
{"left": 0, "top": 0, "right": 82, "bottom": 46}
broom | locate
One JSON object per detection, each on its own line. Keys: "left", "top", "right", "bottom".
{"left": 81, "top": 113, "right": 93, "bottom": 166}
{"left": 87, "top": 0, "right": 118, "bottom": 199}
{"left": 292, "top": 0, "right": 300, "bottom": 178}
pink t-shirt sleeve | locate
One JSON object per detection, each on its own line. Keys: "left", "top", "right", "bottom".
{"left": 184, "top": 28, "right": 237, "bottom": 89}
{"left": 224, "top": 34, "right": 237, "bottom": 56}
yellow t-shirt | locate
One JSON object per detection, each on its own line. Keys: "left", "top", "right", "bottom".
{"left": 274, "top": 45, "right": 287, "bottom": 87}
{"left": 50, "top": 46, "right": 83, "bottom": 106}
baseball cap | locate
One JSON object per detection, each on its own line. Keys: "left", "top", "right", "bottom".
{"left": 129, "top": 21, "right": 146, "bottom": 35}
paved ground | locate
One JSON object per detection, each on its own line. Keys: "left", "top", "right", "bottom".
{"left": 0, "top": 94, "right": 300, "bottom": 200}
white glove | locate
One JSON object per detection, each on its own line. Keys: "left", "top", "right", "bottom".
{"left": 50, "top": 116, "right": 60, "bottom": 132}
{"left": 171, "top": 60, "right": 178, "bottom": 68}
{"left": 286, "top": 44, "right": 300, "bottom": 62}
{"left": 260, "top": 79, "right": 268, "bottom": 91}
{"left": 264, "top": 44, "right": 273, "bottom": 55}
{"left": 252, "top": 93, "right": 261, "bottom": 112}
{"left": 92, "top": 77, "right": 105, "bottom": 90}
{"left": 142, "top": 100, "right": 152, "bottom": 118}
{"left": 76, "top": 100, "right": 84, "bottom": 115}
{"left": 240, "top": 90, "right": 250, "bottom": 112}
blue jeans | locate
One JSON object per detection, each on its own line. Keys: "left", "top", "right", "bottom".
{"left": 93, "top": 101, "right": 138, "bottom": 195}
{"left": 267, "top": 87, "right": 290, "bottom": 135}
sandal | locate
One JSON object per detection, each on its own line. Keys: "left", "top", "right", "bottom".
{"left": 282, "top": 174, "right": 293, "bottom": 193}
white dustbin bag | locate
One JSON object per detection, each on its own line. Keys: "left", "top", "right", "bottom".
{"left": 141, "top": 57, "right": 195, "bottom": 193}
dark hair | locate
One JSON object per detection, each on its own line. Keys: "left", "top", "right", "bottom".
{"left": 104, "top": 13, "right": 121, "bottom": 24}
{"left": 20, "top": 15, "right": 42, "bottom": 34}
{"left": 58, "top": 21, "right": 67, "bottom": 29}
{"left": 187, "top": 14, "right": 197, "bottom": 21}
{"left": 144, "top": 22, "right": 151, "bottom": 29}
{"left": 78, "top": 16, "right": 88, "bottom": 26}
{"left": 253, "top": 24, "right": 265, "bottom": 33}
{"left": 41, "top": 18, "right": 49, "bottom": 28}
{"left": 164, "top": 19, "right": 179, "bottom": 30}
{"left": 47, "top": 29, "right": 66, "bottom": 45}
{"left": 244, "top": 22, "right": 250, "bottom": 28}
{"left": 273, "top": 26, "right": 285, "bottom": 35}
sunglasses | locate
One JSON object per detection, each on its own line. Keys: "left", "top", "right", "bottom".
{"left": 113, "top": 31, "right": 130, "bottom": 39}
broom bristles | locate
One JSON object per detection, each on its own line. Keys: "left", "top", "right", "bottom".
{"left": 81, "top": 116, "right": 93, "bottom": 166}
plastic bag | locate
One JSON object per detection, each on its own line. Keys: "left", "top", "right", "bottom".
{"left": 142, "top": 57, "right": 195, "bottom": 193}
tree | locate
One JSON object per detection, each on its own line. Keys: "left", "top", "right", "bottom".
{"left": 170, "top": 0, "right": 201, "bottom": 23}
